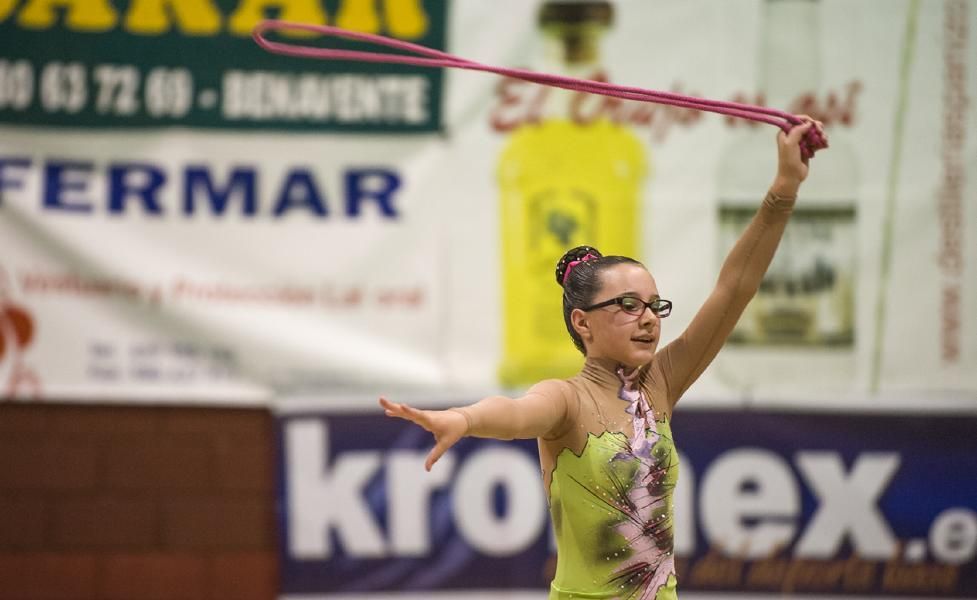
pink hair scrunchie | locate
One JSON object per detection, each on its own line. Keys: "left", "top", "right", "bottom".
{"left": 562, "top": 253, "right": 600, "bottom": 285}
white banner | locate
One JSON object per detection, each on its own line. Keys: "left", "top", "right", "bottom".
{"left": 1, "top": 0, "right": 974, "bottom": 405}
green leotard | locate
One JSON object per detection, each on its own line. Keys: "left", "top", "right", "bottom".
{"left": 455, "top": 192, "right": 795, "bottom": 599}
{"left": 546, "top": 359, "right": 679, "bottom": 599}
{"left": 541, "top": 193, "right": 794, "bottom": 598}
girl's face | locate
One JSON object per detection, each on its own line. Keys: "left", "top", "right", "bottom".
{"left": 572, "top": 263, "right": 662, "bottom": 368}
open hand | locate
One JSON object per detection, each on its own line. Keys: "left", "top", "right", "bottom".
{"left": 379, "top": 397, "right": 468, "bottom": 471}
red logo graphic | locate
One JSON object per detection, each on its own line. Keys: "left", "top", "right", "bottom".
{"left": 0, "top": 266, "right": 41, "bottom": 398}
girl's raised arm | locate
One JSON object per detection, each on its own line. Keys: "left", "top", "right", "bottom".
{"left": 655, "top": 116, "right": 823, "bottom": 406}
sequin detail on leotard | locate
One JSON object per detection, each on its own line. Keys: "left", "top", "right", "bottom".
{"left": 547, "top": 362, "right": 679, "bottom": 600}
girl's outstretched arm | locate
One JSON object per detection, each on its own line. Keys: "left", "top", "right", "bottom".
{"left": 379, "top": 378, "right": 573, "bottom": 471}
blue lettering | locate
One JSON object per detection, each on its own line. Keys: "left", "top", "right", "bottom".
{"left": 44, "top": 160, "right": 94, "bottom": 213}
{"left": 274, "top": 169, "right": 327, "bottom": 218}
{"left": 184, "top": 166, "right": 257, "bottom": 216}
{"left": 18, "top": 158, "right": 404, "bottom": 220}
{"left": 345, "top": 168, "right": 400, "bottom": 218}
{"left": 0, "top": 158, "right": 31, "bottom": 204}
{"left": 109, "top": 163, "right": 166, "bottom": 215}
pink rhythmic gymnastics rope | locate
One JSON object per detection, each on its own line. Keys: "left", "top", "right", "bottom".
{"left": 252, "top": 20, "right": 828, "bottom": 159}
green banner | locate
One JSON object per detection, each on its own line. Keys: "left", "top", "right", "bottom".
{"left": 0, "top": 0, "right": 446, "bottom": 132}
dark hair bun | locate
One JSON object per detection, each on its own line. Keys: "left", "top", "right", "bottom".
{"left": 555, "top": 245, "right": 603, "bottom": 287}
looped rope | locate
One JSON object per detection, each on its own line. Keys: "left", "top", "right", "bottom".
{"left": 252, "top": 20, "right": 827, "bottom": 159}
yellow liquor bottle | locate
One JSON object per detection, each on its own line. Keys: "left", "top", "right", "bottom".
{"left": 497, "top": 1, "right": 648, "bottom": 387}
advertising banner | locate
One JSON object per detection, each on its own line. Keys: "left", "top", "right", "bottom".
{"left": 0, "top": 0, "right": 445, "bottom": 131}
{"left": 277, "top": 407, "right": 977, "bottom": 598}
{"left": 0, "top": 1, "right": 974, "bottom": 406}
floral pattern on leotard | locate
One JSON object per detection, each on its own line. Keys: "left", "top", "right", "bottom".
{"left": 549, "top": 366, "right": 679, "bottom": 600}
{"left": 605, "top": 367, "right": 676, "bottom": 599}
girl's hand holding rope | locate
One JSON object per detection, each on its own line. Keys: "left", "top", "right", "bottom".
{"left": 772, "top": 115, "right": 824, "bottom": 198}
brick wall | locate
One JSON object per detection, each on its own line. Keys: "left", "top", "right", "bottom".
{"left": 0, "top": 402, "right": 278, "bottom": 600}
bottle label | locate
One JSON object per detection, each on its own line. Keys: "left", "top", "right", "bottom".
{"left": 527, "top": 190, "right": 596, "bottom": 338}
{"left": 719, "top": 202, "right": 856, "bottom": 347}
{"left": 497, "top": 119, "right": 645, "bottom": 385}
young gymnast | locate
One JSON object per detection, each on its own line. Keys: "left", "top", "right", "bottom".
{"left": 381, "top": 116, "right": 824, "bottom": 599}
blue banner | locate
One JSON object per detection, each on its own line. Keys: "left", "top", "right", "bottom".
{"left": 276, "top": 408, "right": 977, "bottom": 597}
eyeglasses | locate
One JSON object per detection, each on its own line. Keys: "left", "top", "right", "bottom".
{"left": 582, "top": 295, "right": 672, "bottom": 317}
